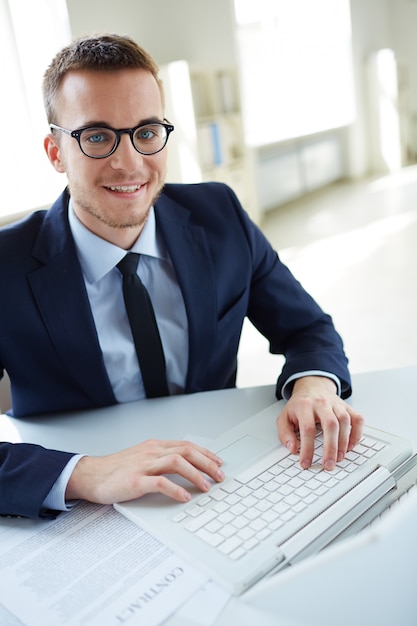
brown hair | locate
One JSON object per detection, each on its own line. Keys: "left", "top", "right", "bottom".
{"left": 43, "top": 33, "right": 164, "bottom": 123}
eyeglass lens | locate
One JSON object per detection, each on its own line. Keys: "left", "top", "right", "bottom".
{"left": 79, "top": 123, "right": 168, "bottom": 157}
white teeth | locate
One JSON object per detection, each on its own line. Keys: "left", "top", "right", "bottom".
{"left": 109, "top": 185, "right": 141, "bottom": 192}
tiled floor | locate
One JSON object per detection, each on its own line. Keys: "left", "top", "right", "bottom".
{"left": 236, "top": 166, "right": 417, "bottom": 388}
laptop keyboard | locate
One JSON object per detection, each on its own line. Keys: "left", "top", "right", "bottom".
{"left": 172, "top": 432, "right": 386, "bottom": 561}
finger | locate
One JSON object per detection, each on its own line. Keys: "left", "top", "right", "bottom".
{"left": 299, "top": 419, "right": 322, "bottom": 469}
{"left": 136, "top": 474, "right": 194, "bottom": 503}
{"left": 151, "top": 450, "right": 225, "bottom": 495}
{"left": 318, "top": 410, "right": 341, "bottom": 471}
{"left": 277, "top": 411, "right": 300, "bottom": 455}
{"left": 347, "top": 408, "right": 365, "bottom": 450}
{"left": 167, "top": 443, "right": 225, "bottom": 484}
{"left": 334, "top": 406, "right": 352, "bottom": 462}
{"left": 160, "top": 440, "right": 224, "bottom": 467}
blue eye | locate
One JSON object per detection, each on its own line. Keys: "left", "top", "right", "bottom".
{"left": 138, "top": 128, "right": 157, "bottom": 141}
{"left": 89, "top": 133, "right": 105, "bottom": 143}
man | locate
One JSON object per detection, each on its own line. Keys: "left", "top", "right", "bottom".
{"left": 0, "top": 34, "right": 363, "bottom": 519}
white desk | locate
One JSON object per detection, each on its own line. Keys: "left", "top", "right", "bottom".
{"left": 1, "top": 365, "right": 417, "bottom": 626}
{"left": 4, "top": 365, "right": 417, "bottom": 452}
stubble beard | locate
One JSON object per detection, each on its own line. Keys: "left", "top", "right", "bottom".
{"left": 69, "top": 177, "right": 166, "bottom": 232}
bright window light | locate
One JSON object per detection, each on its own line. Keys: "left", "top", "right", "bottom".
{"left": 0, "top": 0, "right": 71, "bottom": 220}
{"left": 234, "top": 0, "right": 355, "bottom": 146}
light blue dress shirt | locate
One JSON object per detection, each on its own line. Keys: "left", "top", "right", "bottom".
{"left": 69, "top": 202, "right": 189, "bottom": 400}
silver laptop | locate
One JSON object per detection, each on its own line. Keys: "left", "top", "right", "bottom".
{"left": 115, "top": 402, "right": 415, "bottom": 594}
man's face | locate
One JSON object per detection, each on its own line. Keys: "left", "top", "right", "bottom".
{"left": 45, "top": 68, "right": 167, "bottom": 247}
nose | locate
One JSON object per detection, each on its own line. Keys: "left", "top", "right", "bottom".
{"left": 109, "top": 132, "right": 144, "bottom": 171}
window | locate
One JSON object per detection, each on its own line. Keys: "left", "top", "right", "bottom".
{"left": 0, "top": 0, "right": 71, "bottom": 220}
{"left": 234, "top": 0, "right": 355, "bottom": 146}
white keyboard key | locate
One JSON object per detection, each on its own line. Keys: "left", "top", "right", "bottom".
{"left": 219, "top": 525, "right": 236, "bottom": 539}
{"left": 284, "top": 466, "right": 301, "bottom": 478}
{"left": 277, "top": 484, "right": 292, "bottom": 496}
{"left": 221, "top": 480, "right": 241, "bottom": 494}
{"left": 238, "top": 527, "right": 255, "bottom": 541}
{"left": 230, "top": 547, "right": 247, "bottom": 560}
{"left": 303, "top": 493, "right": 318, "bottom": 504}
{"left": 267, "top": 492, "right": 284, "bottom": 504}
{"left": 242, "top": 495, "right": 258, "bottom": 508}
{"left": 219, "top": 536, "right": 243, "bottom": 555}
{"left": 253, "top": 487, "right": 270, "bottom": 500}
{"left": 185, "top": 509, "right": 217, "bottom": 532}
{"left": 213, "top": 501, "right": 229, "bottom": 514}
{"left": 273, "top": 502, "right": 290, "bottom": 515}
{"left": 247, "top": 478, "right": 263, "bottom": 490}
{"left": 258, "top": 470, "right": 275, "bottom": 483}
{"left": 229, "top": 503, "right": 246, "bottom": 516}
{"left": 232, "top": 516, "right": 249, "bottom": 530}
{"left": 345, "top": 451, "right": 359, "bottom": 462}
{"left": 206, "top": 519, "right": 223, "bottom": 533}
{"left": 250, "top": 518, "right": 267, "bottom": 532}
{"left": 218, "top": 511, "right": 234, "bottom": 525}
{"left": 293, "top": 502, "right": 308, "bottom": 513}
{"left": 198, "top": 496, "right": 212, "bottom": 507}
{"left": 261, "top": 510, "right": 279, "bottom": 523}
{"left": 284, "top": 494, "right": 301, "bottom": 506}
{"left": 255, "top": 500, "right": 272, "bottom": 512}
{"left": 243, "top": 538, "right": 259, "bottom": 551}
{"left": 288, "top": 477, "right": 304, "bottom": 489}
{"left": 244, "top": 508, "right": 261, "bottom": 521}
{"left": 196, "top": 528, "right": 224, "bottom": 547}
{"left": 225, "top": 493, "right": 240, "bottom": 506}
{"left": 236, "top": 485, "right": 252, "bottom": 498}
{"left": 186, "top": 505, "right": 204, "bottom": 517}
{"left": 210, "top": 489, "right": 228, "bottom": 501}
{"left": 257, "top": 528, "right": 272, "bottom": 541}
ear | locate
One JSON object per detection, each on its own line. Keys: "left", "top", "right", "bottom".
{"left": 44, "top": 133, "right": 66, "bottom": 173}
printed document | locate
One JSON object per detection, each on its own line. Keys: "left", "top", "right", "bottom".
{"left": 0, "top": 502, "right": 208, "bottom": 625}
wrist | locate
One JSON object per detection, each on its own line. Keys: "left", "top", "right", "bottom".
{"left": 292, "top": 375, "right": 338, "bottom": 396}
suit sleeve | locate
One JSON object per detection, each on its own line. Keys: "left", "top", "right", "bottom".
{"left": 231, "top": 190, "right": 352, "bottom": 399}
{"left": 0, "top": 442, "right": 75, "bottom": 519}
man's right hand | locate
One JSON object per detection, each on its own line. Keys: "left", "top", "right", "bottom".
{"left": 65, "top": 439, "right": 225, "bottom": 505}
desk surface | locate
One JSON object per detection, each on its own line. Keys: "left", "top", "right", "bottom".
{"left": 3, "top": 365, "right": 417, "bottom": 453}
{"left": 1, "top": 365, "right": 417, "bottom": 626}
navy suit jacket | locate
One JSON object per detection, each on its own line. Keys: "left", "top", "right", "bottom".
{"left": 0, "top": 182, "right": 351, "bottom": 517}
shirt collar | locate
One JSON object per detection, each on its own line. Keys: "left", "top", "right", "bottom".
{"left": 68, "top": 200, "right": 165, "bottom": 284}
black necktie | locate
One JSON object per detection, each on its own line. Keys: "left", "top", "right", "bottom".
{"left": 117, "top": 252, "right": 169, "bottom": 398}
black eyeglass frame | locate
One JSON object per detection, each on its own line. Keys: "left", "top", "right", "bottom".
{"left": 49, "top": 119, "right": 175, "bottom": 158}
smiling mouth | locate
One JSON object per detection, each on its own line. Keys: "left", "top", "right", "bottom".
{"left": 107, "top": 184, "right": 143, "bottom": 193}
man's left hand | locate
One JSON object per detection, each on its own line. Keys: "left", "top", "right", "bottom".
{"left": 277, "top": 376, "right": 364, "bottom": 471}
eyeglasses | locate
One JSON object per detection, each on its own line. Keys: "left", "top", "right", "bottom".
{"left": 50, "top": 120, "right": 175, "bottom": 158}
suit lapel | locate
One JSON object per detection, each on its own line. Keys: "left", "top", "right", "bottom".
{"left": 155, "top": 195, "right": 217, "bottom": 391}
{"left": 28, "top": 193, "right": 116, "bottom": 407}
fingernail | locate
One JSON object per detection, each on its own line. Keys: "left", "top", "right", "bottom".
{"left": 286, "top": 441, "right": 293, "bottom": 452}
{"left": 216, "top": 469, "right": 225, "bottom": 481}
{"left": 324, "top": 460, "right": 335, "bottom": 471}
{"left": 202, "top": 479, "right": 211, "bottom": 491}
